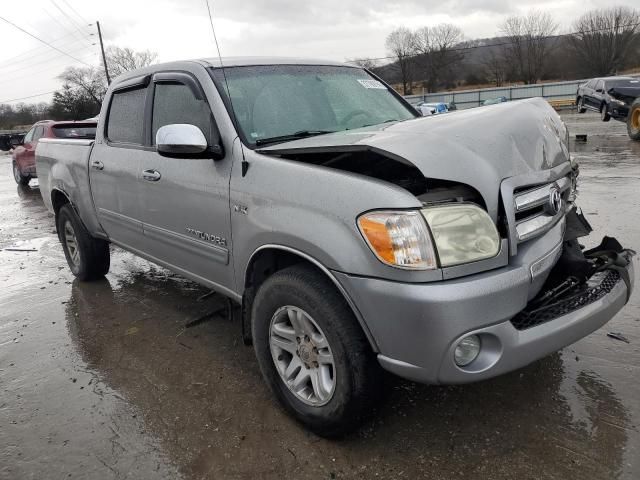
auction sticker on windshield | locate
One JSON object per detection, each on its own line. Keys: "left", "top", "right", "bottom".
{"left": 357, "top": 79, "right": 386, "bottom": 89}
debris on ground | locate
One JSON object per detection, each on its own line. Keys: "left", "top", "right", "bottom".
{"left": 607, "top": 332, "right": 630, "bottom": 343}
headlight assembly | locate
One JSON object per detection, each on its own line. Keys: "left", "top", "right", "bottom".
{"left": 421, "top": 204, "right": 500, "bottom": 267}
{"left": 358, "top": 204, "right": 500, "bottom": 270}
{"left": 357, "top": 211, "right": 437, "bottom": 270}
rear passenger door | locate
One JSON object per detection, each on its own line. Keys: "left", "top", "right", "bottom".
{"left": 584, "top": 80, "right": 598, "bottom": 108}
{"left": 138, "top": 71, "right": 235, "bottom": 293}
{"left": 89, "top": 79, "right": 149, "bottom": 252}
{"left": 593, "top": 80, "right": 605, "bottom": 107}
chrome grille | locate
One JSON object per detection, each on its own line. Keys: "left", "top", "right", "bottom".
{"left": 513, "top": 176, "right": 571, "bottom": 243}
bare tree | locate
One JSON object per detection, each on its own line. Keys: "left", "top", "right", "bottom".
{"left": 569, "top": 7, "right": 640, "bottom": 76}
{"left": 105, "top": 46, "right": 158, "bottom": 78}
{"left": 482, "top": 47, "right": 509, "bottom": 87}
{"left": 501, "top": 11, "right": 558, "bottom": 84}
{"left": 58, "top": 66, "right": 108, "bottom": 104}
{"left": 385, "top": 27, "right": 417, "bottom": 94}
{"left": 347, "top": 58, "right": 379, "bottom": 70}
{"left": 55, "top": 46, "right": 158, "bottom": 117}
{"left": 413, "top": 24, "right": 464, "bottom": 92}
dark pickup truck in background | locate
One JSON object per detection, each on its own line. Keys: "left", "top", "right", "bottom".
{"left": 0, "top": 130, "right": 26, "bottom": 152}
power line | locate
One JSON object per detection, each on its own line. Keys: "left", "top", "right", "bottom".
{"left": 0, "top": 42, "right": 95, "bottom": 72}
{"left": 0, "top": 31, "right": 87, "bottom": 66}
{"left": 0, "top": 91, "right": 57, "bottom": 104}
{"left": 43, "top": 4, "right": 93, "bottom": 48}
{"left": 59, "top": 0, "right": 90, "bottom": 26}
{"left": 0, "top": 14, "right": 93, "bottom": 67}
{"left": 0, "top": 48, "right": 97, "bottom": 80}
{"left": 49, "top": 0, "right": 93, "bottom": 41}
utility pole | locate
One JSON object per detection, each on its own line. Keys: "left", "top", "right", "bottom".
{"left": 96, "top": 21, "right": 111, "bottom": 85}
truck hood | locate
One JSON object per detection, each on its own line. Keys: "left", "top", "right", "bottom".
{"left": 257, "top": 97, "right": 570, "bottom": 218}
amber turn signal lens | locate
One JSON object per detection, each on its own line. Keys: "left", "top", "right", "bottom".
{"left": 357, "top": 211, "right": 437, "bottom": 270}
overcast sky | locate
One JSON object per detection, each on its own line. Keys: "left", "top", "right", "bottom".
{"left": 0, "top": 0, "right": 638, "bottom": 104}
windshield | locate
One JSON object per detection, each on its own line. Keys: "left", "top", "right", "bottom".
{"left": 606, "top": 79, "right": 640, "bottom": 88}
{"left": 209, "top": 65, "right": 416, "bottom": 147}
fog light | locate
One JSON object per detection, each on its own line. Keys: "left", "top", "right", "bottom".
{"left": 454, "top": 335, "right": 481, "bottom": 367}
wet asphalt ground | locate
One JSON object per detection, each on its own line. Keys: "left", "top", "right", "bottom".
{"left": 1, "top": 111, "right": 639, "bottom": 480}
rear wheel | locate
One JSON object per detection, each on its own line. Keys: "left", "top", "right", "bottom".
{"left": 57, "top": 204, "right": 110, "bottom": 280}
{"left": 252, "top": 264, "right": 379, "bottom": 437}
{"left": 628, "top": 99, "right": 640, "bottom": 141}
{"left": 577, "top": 97, "right": 586, "bottom": 113}
{"left": 12, "top": 161, "right": 29, "bottom": 185}
{"left": 600, "top": 103, "right": 611, "bottom": 122}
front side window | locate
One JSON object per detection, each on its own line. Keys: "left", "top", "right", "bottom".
{"left": 210, "top": 65, "right": 416, "bottom": 147}
{"left": 151, "top": 82, "right": 213, "bottom": 145}
{"left": 32, "top": 126, "right": 45, "bottom": 142}
{"left": 107, "top": 87, "right": 146, "bottom": 144}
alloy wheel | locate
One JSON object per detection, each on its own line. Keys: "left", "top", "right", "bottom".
{"left": 13, "top": 163, "right": 21, "bottom": 183}
{"left": 269, "top": 305, "right": 336, "bottom": 406}
{"left": 63, "top": 221, "right": 80, "bottom": 267}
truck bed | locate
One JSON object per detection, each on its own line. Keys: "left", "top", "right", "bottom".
{"left": 36, "top": 138, "right": 103, "bottom": 236}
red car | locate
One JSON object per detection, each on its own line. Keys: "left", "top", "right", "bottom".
{"left": 12, "top": 120, "right": 97, "bottom": 185}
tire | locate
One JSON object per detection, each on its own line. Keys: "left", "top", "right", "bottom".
{"left": 252, "top": 264, "right": 379, "bottom": 437}
{"left": 600, "top": 103, "right": 611, "bottom": 122}
{"left": 628, "top": 99, "right": 640, "bottom": 141}
{"left": 577, "top": 97, "right": 586, "bottom": 113}
{"left": 12, "top": 161, "right": 29, "bottom": 185}
{"left": 57, "top": 204, "right": 110, "bottom": 281}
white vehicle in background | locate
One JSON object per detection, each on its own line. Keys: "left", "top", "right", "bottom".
{"left": 416, "top": 101, "right": 448, "bottom": 116}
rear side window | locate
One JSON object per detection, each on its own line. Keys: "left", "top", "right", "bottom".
{"left": 52, "top": 125, "right": 96, "bottom": 139}
{"left": 107, "top": 87, "right": 146, "bottom": 144}
{"left": 151, "top": 82, "right": 213, "bottom": 145}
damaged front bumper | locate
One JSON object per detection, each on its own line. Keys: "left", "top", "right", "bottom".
{"left": 333, "top": 212, "right": 636, "bottom": 385}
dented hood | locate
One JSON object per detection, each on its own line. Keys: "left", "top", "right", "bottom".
{"left": 258, "top": 97, "right": 571, "bottom": 218}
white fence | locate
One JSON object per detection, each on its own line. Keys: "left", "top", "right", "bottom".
{"left": 402, "top": 75, "right": 639, "bottom": 109}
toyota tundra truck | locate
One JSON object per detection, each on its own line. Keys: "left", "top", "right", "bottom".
{"left": 36, "top": 58, "right": 635, "bottom": 436}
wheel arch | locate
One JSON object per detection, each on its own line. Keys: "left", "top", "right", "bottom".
{"left": 243, "top": 244, "right": 379, "bottom": 351}
{"left": 51, "top": 188, "right": 88, "bottom": 240}
{"left": 51, "top": 188, "right": 72, "bottom": 216}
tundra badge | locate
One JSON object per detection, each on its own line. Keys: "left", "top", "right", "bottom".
{"left": 186, "top": 227, "right": 227, "bottom": 247}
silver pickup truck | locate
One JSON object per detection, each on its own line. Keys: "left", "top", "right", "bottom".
{"left": 37, "top": 57, "right": 635, "bottom": 436}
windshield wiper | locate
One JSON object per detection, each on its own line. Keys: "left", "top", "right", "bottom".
{"left": 255, "top": 130, "right": 336, "bottom": 146}
{"left": 347, "top": 119, "right": 401, "bottom": 130}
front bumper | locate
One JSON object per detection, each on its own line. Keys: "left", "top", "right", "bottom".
{"left": 334, "top": 247, "right": 635, "bottom": 385}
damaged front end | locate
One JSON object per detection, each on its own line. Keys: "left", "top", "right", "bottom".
{"left": 511, "top": 209, "right": 635, "bottom": 331}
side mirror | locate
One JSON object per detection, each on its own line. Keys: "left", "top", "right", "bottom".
{"left": 596, "top": 88, "right": 604, "bottom": 93}
{"left": 156, "top": 124, "right": 208, "bottom": 155}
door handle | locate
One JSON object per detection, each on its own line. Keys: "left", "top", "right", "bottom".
{"left": 91, "top": 160, "right": 104, "bottom": 170}
{"left": 142, "top": 169, "right": 161, "bottom": 182}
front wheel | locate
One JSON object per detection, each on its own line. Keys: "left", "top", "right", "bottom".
{"left": 601, "top": 103, "right": 611, "bottom": 122}
{"left": 628, "top": 99, "right": 640, "bottom": 141}
{"left": 12, "top": 161, "right": 29, "bottom": 185}
{"left": 577, "top": 97, "right": 586, "bottom": 113}
{"left": 57, "top": 204, "right": 110, "bottom": 280}
{"left": 252, "top": 264, "right": 379, "bottom": 437}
